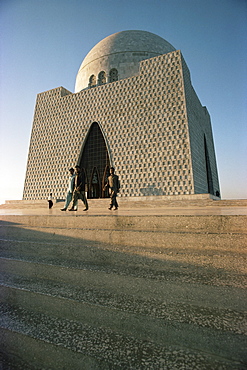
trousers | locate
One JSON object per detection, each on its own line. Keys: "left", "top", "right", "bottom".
{"left": 64, "top": 191, "right": 78, "bottom": 210}
{"left": 72, "top": 190, "right": 88, "bottom": 209}
{"left": 110, "top": 190, "right": 118, "bottom": 208}
{"left": 48, "top": 200, "right": 53, "bottom": 209}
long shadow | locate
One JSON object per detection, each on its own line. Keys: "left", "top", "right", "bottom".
{"left": 0, "top": 219, "right": 247, "bottom": 368}
{"left": 0, "top": 219, "right": 246, "bottom": 290}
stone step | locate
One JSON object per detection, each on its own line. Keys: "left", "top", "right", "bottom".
{"left": 1, "top": 328, "right": 104, "bottom": 370}
{"left": 1, "top": 262, "right": 246, "bottom": 369}
{"left": 1, "top": 213, "right": 246, "bottom": 233}
{"left": 1, "top": 256, "right": 246, "bottom": 309}
{"left": 0, "top": 235, "right": 246, "bottom": 287}
{"left": 2, "top": 302, "right": 245, "bottom": 369}
{"left": 1, "top": 263, "right": 246, "bottom": 321}
{"left": 0, "top": 225, "right": 246, "bottom": 292}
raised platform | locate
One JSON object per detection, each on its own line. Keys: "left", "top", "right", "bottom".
{"left": 0, "top": 198, "right": 246, "bottom": 368}
{"left": 5, "top": 193, "right": 221, "bottom": 204}
{"left": 1, "top": 196, "right": 247, "bottom": 216}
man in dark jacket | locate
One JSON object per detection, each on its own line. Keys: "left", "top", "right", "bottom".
{"left": 104, "top": 167, "right": 120, "bottom": 210}
{"left": 69, "top": 165, "right": 88, "bottom": 211}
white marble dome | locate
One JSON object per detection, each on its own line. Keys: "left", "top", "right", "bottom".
{"left": 75, "top": 30, "right": 176, "bottom": 93}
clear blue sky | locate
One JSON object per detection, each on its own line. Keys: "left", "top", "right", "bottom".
{"left": 0, "top": 0, "right": 246, "bottom": 204}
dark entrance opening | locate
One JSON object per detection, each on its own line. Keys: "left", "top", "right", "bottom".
{"left": 204, "top": 135, "right": 214, "bottom": 195}
{"left": 90, "top": 167, "right": 100, "bottom": 198}
{"left": 79, "top": 122, "right": 110, "bottom": 199}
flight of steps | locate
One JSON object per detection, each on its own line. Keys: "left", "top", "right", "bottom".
{"left": 0, "top": 209, "right": 246, "bottom": 369}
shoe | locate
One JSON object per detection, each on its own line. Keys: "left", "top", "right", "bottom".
{"left": 113, "top": 207, "right": 118, "bottom": 210}
{"left": 83, "top": 208, "right": 88, "bottom": 211}
{"left": 60, "top": 208, "right": 66, "bottom": 211}
{"left": 108, "top": 207, "right": 112, "bottom": 210}
{"left": 68, "top": 208, "right": 77, "bottom": 211}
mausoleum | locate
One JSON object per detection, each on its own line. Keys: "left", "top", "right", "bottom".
{"left": 23, "top": 30, "right": 220, "bottom": 200}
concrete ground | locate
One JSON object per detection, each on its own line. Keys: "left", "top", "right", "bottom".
{"left": 0, "top": 198, "right": 246, "bottom": 369}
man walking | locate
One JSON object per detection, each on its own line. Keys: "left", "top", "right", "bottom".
{"left": 69, "top": 165, "right": 88, "bottom": 211}
{"left": 104, "top": 167, "right": 120, "bottom": 210}
{"left": 61, "top": 168, "right": 76, "bottom": 211}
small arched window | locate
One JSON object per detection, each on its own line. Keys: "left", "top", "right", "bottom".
{"left": 109, "top": 68, "right": 118, "bottom": 83}
{"left": 98, "top": 71, "right": 106, "bottom": 85}
{"left": 88, "top": 75, "right": 96, "bottom": 88}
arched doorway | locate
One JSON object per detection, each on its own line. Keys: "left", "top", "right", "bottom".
{"left": 79, "top": 122, "right": 110, "bottom": 199}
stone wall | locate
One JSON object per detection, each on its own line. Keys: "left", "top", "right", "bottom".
{"left": 181, "top": 56, "right": 220, "bottom": 196}
{"left": 23, "top": 50, "right": 219, "bottom": 200}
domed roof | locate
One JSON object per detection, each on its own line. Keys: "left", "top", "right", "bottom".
{"left": 75, "top": 30, "right": 176, "bottom": 93}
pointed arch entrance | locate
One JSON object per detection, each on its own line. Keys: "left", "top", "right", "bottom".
{"left": 79, "top": 122, "right": 110, "bottom": 199}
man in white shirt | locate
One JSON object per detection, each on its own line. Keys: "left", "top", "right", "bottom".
{"left": 61, "top": 168, "right": 77, "bottom": 211}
